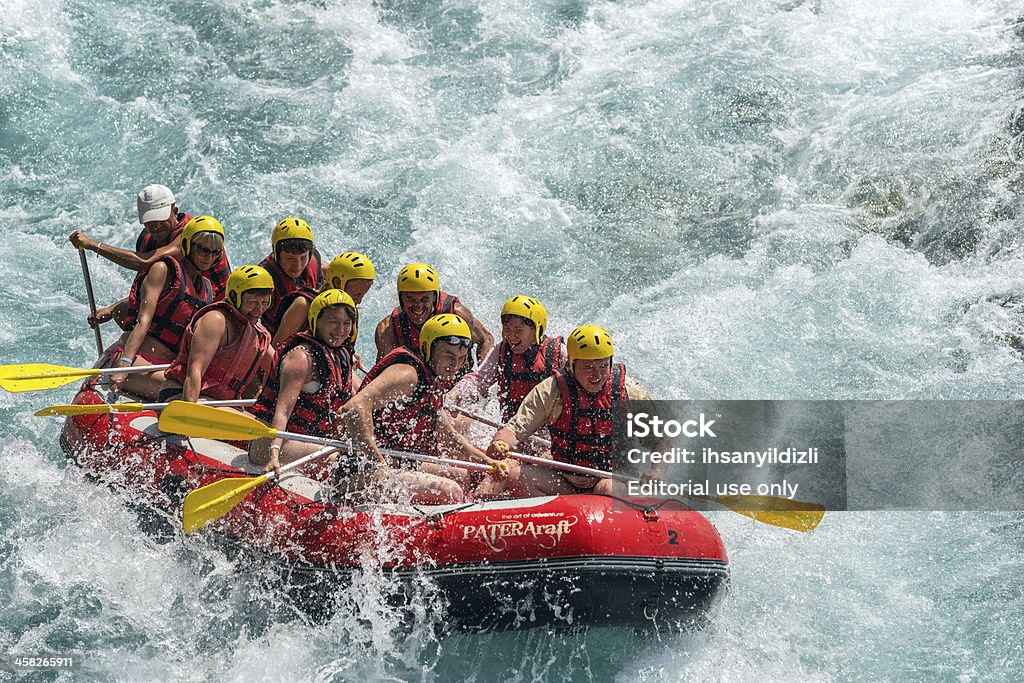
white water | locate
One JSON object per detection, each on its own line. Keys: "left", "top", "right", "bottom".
{"left": 2, "top": 0, "right": 1024, "bottom": 678}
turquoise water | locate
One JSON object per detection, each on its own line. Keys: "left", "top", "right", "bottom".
{"left": 2, "top": 0, "right": 1024, "bottom": 679}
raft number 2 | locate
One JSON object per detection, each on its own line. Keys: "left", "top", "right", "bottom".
{"left": 667, "top": 529, "right": 679, "bottom": 545}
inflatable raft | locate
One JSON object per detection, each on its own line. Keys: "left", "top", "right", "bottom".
{"left": 59, "top": 380, "right": 730, "bottom": 631}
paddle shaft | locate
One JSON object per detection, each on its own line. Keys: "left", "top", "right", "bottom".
{"left": 146, "top": 398, "right": 253, "bottom": 411}
{"left": 34, "top": 398, "right": 256, "bottom": 417}
{"left": 265, "top": 445, "right": 338, "bottom": 483}
{"left": 98, "top": 364, "right": 171, "bottom": 375}
{"left": 505, "top": 449, "right": 631, "bottom": 482}
{"left": 447, "top": 404, "right": 553, "bottom": 448}
{"left": 78, "top": 247, "right": 104, "bottom": 355}
{"left": 273, "top": 428, "right": 493, "bottom": 473}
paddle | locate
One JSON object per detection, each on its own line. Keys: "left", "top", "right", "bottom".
{"left": 158, "top": 401, "right": 493, "bottom": 474}
{"left": 452, "top": 406, "right": 823, "bottom": 531}
{"left": 35, "top": 398, "right": 255, "bottom": 417}
{"left": 0, "top": 363, "right": 171, "bottom": 393}
{"left": 160, "top": 403, "right": 823, "bottom": 532}
{"left": 182, "top": 445, "right": 337, "bottom": 533}
{"left": 78, "top": 246, "right": 104, "bottom": 355}
{"left": 446, "top": 404, "right": 552, "bottom": 447}
{"left": 502, "top": 449, "right": 825, "bottom": 532}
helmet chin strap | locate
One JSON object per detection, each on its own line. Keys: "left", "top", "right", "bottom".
{"left": 185, "top": 249, "right": 204, "bottom": 273}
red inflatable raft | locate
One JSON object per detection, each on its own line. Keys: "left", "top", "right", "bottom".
{"left": 59, "top": 380, "right": 729, "bottom": 631}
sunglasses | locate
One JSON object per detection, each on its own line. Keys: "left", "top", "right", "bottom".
{"left": 435, "top": 335, "right": 472, "bottom": 348}
{"left": 192, "top": 245, "right": 222, "bottom": 258}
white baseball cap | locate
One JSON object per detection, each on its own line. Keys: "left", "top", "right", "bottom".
{"left": 137, "top": 184, "right": 176, "bottom": 224}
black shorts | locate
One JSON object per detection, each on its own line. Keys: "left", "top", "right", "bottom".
{"left": 158, "top": 387, "right": 182, "bottom": 403}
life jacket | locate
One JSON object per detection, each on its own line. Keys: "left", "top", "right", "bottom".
{"left": 259, "top": 251, "right": 324, "bottom": 334}
{"left": 123, "top": 256, "right": 214, "bottom": 354}
{"left": 251, "top": 331, "right": 352, "bottom": 436}
{"left": 163, "top": 302, "right": 272, "bottom": 400}
{"left": 360, "top": 347, "right": 441, "bottom": 456}
{"left": 270, "top": 288, "right": 317, "bottom": 338}
{"left": 497, "top": 336, "right": 563, "bottom": 422}
{"left": 548, "top": 364, "right": 628, "bottom": 471}
{"left": 135, "top": 212, "right": 230, "bottom": 299}
{"left": 388, "top": 290, "right": 460, "bottom": 353}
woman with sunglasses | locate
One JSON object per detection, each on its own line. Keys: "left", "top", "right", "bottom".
{"left": 107, "top": 216, "right": 222, "bottom": 399}
{"left": 338, "top": 314, "right": 499, "bottom": 504}
{"left": 68, "top": 184, "right": 232, "bottom": 329}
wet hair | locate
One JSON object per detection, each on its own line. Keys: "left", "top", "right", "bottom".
{"left": 240, "top": 288, "right": 273, "bottom": 301}
{"left": 501, "top": 314, "right": 535, "bottom": 329}
{"left": 320, "top": 303, "right": 357, "bottom": 325}
{"left": 277, "top": 238, "right": 313, "bottom": 256}
{"left": 192, "top": 230, "right": 224, "bottom": 251}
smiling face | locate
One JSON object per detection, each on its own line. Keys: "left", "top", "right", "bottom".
{"left": 501, "top": 315, "right": 536, "bottom": 355}
{"left": 238, "top": 290, "right": 273, "bottom": 323}
{"left": 429, "top": 340, "right": 471, "bottom": 379}
{"left": 187, "top": 231, "right": 223, "bottom": 272}
{"left": 400, "top": 291, "right": 437, "bottom": 328}
{"left": 314, "top": 305, "right": 354, "bottom": 348}
{"left": 572, "top": 357, "right": 612, "bottom": 394}
{"left": 277, "top": 248, "right": 311, "bottom": 279}
{"left": 144, "top": 209, "right": 178, "bottom": 241}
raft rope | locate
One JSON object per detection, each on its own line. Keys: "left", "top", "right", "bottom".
{"left": 591, "top": 494, "right": 691, "bottom": 518}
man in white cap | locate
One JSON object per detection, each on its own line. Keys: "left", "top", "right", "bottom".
{"left": 69, "top": 184, "right": 231, "bottom": 327}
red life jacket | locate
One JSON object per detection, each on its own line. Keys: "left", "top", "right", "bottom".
{"left": 259, "top": 251, "right": 324, "bottom": 334}
{"left": 135, "top": 213, "right": 230, "bottom": 299}
{"left": 360, "top": 347, "right": 441, "bottom": 456}
{"left": 163, "top": 302, "right": 272, "bottom": 400}
{"left": 548, "top": 364, "right": 628, "bottom": 471}
{"left": 388, "top": 290, "right": 460, "bottom": 353}
{"left": 123, "top": 256, "right": 214, "bottom": 354}
{"left": 497, "top": 336, "right": 564, "bottom": 422}
{"left": 251, "top": 332, "right": 352, "bottom": 436}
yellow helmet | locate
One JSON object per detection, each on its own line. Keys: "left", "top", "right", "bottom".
{"left": 225, "top": 265, "right": 274, "bottom": 309}
{"left": 272, "top": 217, "right": 314, "bottom": 254}
{"left": 397, "top": 263, "right": 439, "bottom": 294}
{"left": 308, "top": 288, "right": 358, "bottom": 343}
{"left": 326, "top": 252, "right": 376, "bottom": 289}
{"left": 567, "top": 325, "right": 614, "bottom": 369}
{"left": 180, "top": 215, "right": 224, "bottom": 257}
{"left": 419, "top": 313, "right": 471, "bottom": 362}
{"left": 500, "top": 295, "right": 547, "bottom": 345}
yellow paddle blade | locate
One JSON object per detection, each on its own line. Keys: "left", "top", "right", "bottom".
{"left": 182, "top": 475, "right": 268, "bottom": 533}
{"left": 35, "top": 403, "right": 146, "bottom": 417}
{"left": 712, "top": 494, "right": 825, "bottom": 532}
{"left": 0, "top": 363, "right": 92, "bottom": 379}
{"left": 158, "top": 401, "right": 275, "bottom": 441}
{"left": 0, "top": 364, "right": 99, "bottom": 392}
